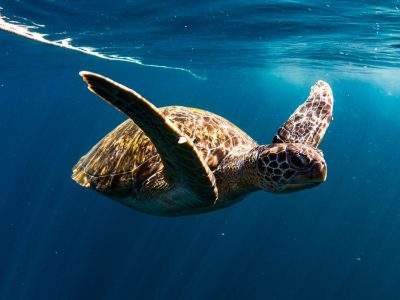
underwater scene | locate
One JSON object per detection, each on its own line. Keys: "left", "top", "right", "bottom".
{"left": 1, "top": 1, "right": 400, "bottom": 299}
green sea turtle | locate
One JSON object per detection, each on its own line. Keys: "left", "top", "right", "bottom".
{"left": 72, "top": 72, "right": 333, "bottom": 216}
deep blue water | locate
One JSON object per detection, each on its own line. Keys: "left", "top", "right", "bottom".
{"left": 1, "top": 1, "right": 400, "bottom": 299}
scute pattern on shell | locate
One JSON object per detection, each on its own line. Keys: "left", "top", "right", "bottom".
{"left": 72, "top": 106, "right": 257, "bottom": 196}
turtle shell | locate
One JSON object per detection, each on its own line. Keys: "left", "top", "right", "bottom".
{"left": 72, "top": 106, "right": 257, "bottom": 197}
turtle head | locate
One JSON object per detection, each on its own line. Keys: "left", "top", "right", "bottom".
{"left": 255, "top": 144, "right": 327, "bottom": 193}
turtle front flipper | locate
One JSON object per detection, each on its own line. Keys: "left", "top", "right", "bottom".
{"left": 79, "top": 71, "right": 218, "bottom": 206}
{"left": 273, "top": 80, "right": 334, "bottom": 147}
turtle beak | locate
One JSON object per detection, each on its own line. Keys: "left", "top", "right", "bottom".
{"left": 292, "top": 162, "right": 327, "bottom": 185}
{"left": 321, "top": 164, "right": 327, "bottom": 182}
{"left": 318, "top": 161, "right": 327, "bottom": 182}
{"left": 278, "top": 163, "right": 327, "bottom": 193}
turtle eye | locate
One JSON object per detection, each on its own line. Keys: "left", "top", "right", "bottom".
{"left": 290, "top": 154, "right": 309, "bottom": 169}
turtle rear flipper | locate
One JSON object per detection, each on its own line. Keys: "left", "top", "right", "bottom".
{"left": 78, "top": 71, "right": 218, "bottom": 206}
{"left": 273, "top": 80, "right": 333, "bottom": 147}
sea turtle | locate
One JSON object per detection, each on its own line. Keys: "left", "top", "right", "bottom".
{"left": 72, "top": 72, "right": 333, "bottom": 216}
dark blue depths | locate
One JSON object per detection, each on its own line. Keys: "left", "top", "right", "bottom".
{"left": 1, "top": 2, "right": 400, "bottom": 300}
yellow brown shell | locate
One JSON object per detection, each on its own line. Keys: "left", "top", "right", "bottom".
{"left": 72, "top": 106, "right": 257, "bottom": 199}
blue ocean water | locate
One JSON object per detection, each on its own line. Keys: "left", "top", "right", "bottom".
{"left": 1, "top": 1, "right": 400, "bottom": 299}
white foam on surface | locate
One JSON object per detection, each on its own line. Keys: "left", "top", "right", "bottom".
{"left": 0, "top": 9, "right": 204, "bottom": 80}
